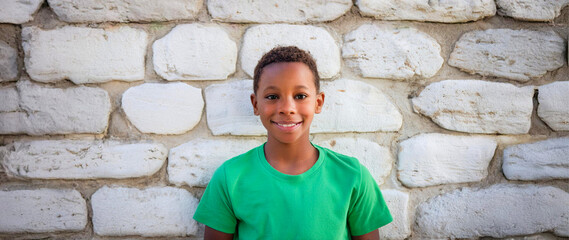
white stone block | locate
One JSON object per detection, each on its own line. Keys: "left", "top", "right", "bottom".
{"left": 0, "top": 189, "right": 87, "bottom": 233}
{"left": 205, "top": 80, "right": 265, "bottom": 136}
{"left": 2, "top": 140, "right": 167, "bottom": 179}
{"left": 208, "top": 0, "right": 352, "bottom": 23}
{"left": 356, "top": 0, "right": 496, "bottom": 23}
{"left": 449, "top": 29, "right": 565, "bottom": 82}
{"left": 316, "top": 138, "right": 392, "bottom": 186}
{"left": 398, "top": 133, "right": 497, "bottom": 187}
{"left": 241, "top": 24, "right": 340, "bottom": 79}
{"left": 379, "top": 189, "right": 411, "bottom": 240}
{"left": 153, "top": 24, "right": 237, "bottom": 81}
{"left": 412, "top": 80, "right": 534, "bottom": 134}
{"left": 122, "top": 82, "right": 204, "bottom": 134}
{"left": 0, "top": 87, "right": 19, "bottom": 112}
{"left": 501, "top": 235, "right": 562, "bottom": 240}
{"left": 92, "top": 186, "right": 199, "bottom": 237}
{"left": 0, "top": 80, "right": 111, "bottom": 135}
{"left": 496, "top": 0, "right": 569, "bottom": 21}
{"left": 416, "top": 184, "right": 569, "bottom": 238}
{"left": 0, "top": 0, "right": 43, "bottom": 24}
{"left": 48, "top": 0, "right": 203, "bottom": 23}
{"left": 0, "top": 42, "right": 18, "bottom": 82}
{"left": 23, "top": 26, "right": 147, "bottom": 84}
{"left": 503, "top": 137, "right": 569, "bottom": 181}
{"left": 538, "top": 82, "right": 569, "bottom": 131}
{"left": 168, "top": 138, "right": 263, "bottom": 187}
{"left": 343, "top": 24, "right": 443, "bottom": 80}
{"left": 313, "top": 79, "right": 402, "bottom": 133}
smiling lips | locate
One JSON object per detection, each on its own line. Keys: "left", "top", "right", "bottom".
{"left": 272, "top": 121, "right": 302, "bottom": 130}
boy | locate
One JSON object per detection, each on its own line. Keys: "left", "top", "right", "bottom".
{"left": 193, "top": 46, "right": 392, "bottom": 240}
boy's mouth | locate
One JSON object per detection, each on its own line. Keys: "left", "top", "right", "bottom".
{"left": 272, "top": 121, "right": 302, "bottom": 130}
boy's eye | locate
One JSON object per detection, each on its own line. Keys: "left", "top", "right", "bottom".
{"left": 266, "top": 95, "right": 278, "bottom": 100}
{"left": 295, "top": 94, "right": 307, "bottom": 100}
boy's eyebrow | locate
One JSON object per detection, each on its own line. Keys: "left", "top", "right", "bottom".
{"left": 262, "top": 85, "right": 310, "bottom": 91}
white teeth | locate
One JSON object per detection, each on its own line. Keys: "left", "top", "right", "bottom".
{"left": 278, "top": 123, "right": 296, "bottom": 127}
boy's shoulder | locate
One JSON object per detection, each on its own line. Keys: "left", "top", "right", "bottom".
{"left": 217, "top": 144, "right": 263, "bottom": 171}
{"left": 314, "top": 144, "right": 363, "bottom": 173}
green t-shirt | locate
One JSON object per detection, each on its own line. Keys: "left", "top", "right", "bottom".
{"left": 193, "top": 143, "right": 392, "bottom": 239}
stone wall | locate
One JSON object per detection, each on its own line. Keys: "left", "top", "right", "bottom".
{"left": 1, "top": 0, "right": 568, "bottom": 239}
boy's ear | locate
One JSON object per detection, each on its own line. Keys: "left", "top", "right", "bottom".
{"left": 315, "top": 92, "right": 325, "bottom": 114}
{"left": 250, "top": 93, "right": 259, "bottom": 115}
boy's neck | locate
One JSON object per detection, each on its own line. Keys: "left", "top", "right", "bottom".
{"left": 264, "top": 138, "right": 319, "bottom": 175}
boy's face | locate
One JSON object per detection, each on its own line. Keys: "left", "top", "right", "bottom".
{"left": 251, "top": 62, "right": 324, "bottom": 145}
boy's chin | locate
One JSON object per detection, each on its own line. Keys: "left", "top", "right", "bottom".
{"left": 266, "top": 133, "right": 311, "bottom": 145}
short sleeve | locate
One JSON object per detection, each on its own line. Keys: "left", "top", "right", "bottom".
{"left": 193, "top": 165, "right": 237, "bottom": 234}
{"left": 347, "top": 164, "right": 393, "bottom": 236}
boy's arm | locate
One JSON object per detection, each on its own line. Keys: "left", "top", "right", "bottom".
{"left": 204, "top": 226, "right": 234, "bottom": 240}
{"left": 351, "top": 229, "right": 379, "bottom": 240}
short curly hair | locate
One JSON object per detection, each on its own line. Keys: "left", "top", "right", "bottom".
{"left": 253, "top": 46, "right": 320, "bottom": 94}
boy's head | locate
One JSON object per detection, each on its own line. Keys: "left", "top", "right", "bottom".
{"left": 253, "top": 46, "right": 320, "bottom": 95}
{"left": 250, "top": 46, "right": 325, "bottom": 145}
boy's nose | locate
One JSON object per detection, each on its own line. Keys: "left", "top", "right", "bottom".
{"left": 279, "top": 97, "right": 296, "bottom": 115}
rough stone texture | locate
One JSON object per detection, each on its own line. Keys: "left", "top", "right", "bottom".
{"left": 2, "top": 140, "right": 167, "bottom": 179}
{"left": 208, "top": 0, "right": 352, "bottom": 23}
{"left": 92, "top": 186, "right": 199, "bottom": 237}
{"left": 343, "top": 24, "right": 443, "bottom": 80}
{"left": 313, "top": 79, "right": 402, "bottom": 133}
{"left": 448, "top": 29, "right": 565, "bottom": 82}
{"left": 122, "top": 82, "right": 204, "bottom": 134}
{"left": 48, "top": 0, "right": 203, "bottom": 23}
{"left": 316, "top": 138, "right": 392, "bottom": 186}
{"left": 0, "top": 189, "right": 87, "bottom": 233}
{"left": 241, "top": 24, "right": 340, "bottom": 79}
{"left": 538, "top": 82, "right": 569, "bottom": 131}
{"left": 205, "top": 80, "right": 264, "bottom": 136}
{"left": 0, "top": 87, "right": 19, "bottom": 112}
{"left": 501, "top": 235, "right": 563, "bottom": 240}
{"left": 0, "top": 0, "right": 44, "bottom": 24}
{"left": 0, "top": 80, "right": 111, "bottom": 135}
{"left": 153, "top": 24, "right": 237, "bottom": 81}
{"left": 412, "top": 80, "right": 534, "bottom": 134}
{"left": 23, "top": 26, "right": 147, "bottom": 84}
{"left": 378, "top": 189, "right": 411, "bottom": 240}
{"left": 168, "top": 138, "right": 263, "bottom": 187}
{"left": 0, "top": 41, "right": 18, "bottom": 82}
{"left": 356, "top": 0, "right": 496, "bottom": 23}
{"left": 496, "top": 0, "right": 569, "bottom": 21}
{"left": 416, "top": 184, "right": 569, "bottom": 238}
{"left": 398, "top": 133, "right": 497, "bottom": 187}
{"left": 503, "top": 137, "right": 569, "bottom": 181}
